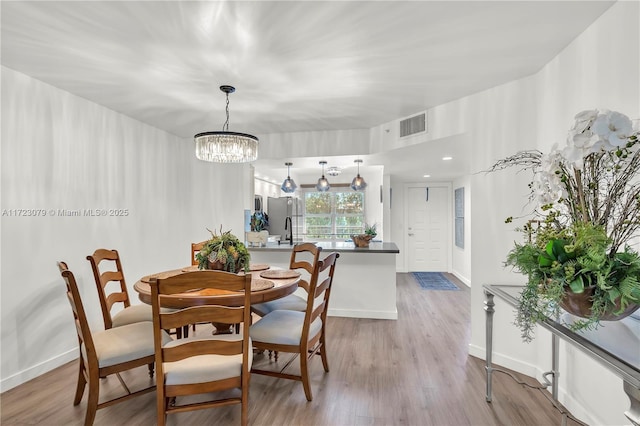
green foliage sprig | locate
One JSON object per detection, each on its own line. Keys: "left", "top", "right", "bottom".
{"left": 195, "top": 226, "right": 250, "bottom": 273}
{"left": 364, "top": 223, "right": 377, "bottom": 237}
{"left": 507, "top": 222, "right": 640, "bottom": 342}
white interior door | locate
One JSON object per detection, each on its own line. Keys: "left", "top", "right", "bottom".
{"left": 407, "top": 186, "right": 449, "bottom": 271}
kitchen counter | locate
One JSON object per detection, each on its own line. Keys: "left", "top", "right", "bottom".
{"left": 248, "top": 241, "right": 399, "bottom": 254}
{"left": 248, "top": 241, "right": 400, "bottom": 320}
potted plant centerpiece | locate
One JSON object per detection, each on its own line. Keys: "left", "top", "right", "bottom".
{"left": 195, "top": 227, "right": 251, "bottom": 273}
{"left": 352, "top": 223, "right": 377, "bottom": 248}
{"left": 489, "top": 109, "right": 640, "bottom": 341}
{"left": 246, "top": 211, "right": 269, "bottom": 247}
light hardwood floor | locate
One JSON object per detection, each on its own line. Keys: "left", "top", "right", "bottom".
{"left": 1, "top": 273, "right": 583, "bottom": 425}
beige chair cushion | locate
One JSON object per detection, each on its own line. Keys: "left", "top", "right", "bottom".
{"left": 249, "top": 310, "right": 322, "bottom": 346}
{"left": 251, "top": 294, "right": 307, "bottom": 317}
{"left": 162, "top": 334, "right": 253, "bottom": 386}
{"left": 88, "top": 321, "right": 171, "bottom": 368}
{"left": 112, "top": 304, "right": 175, "bottom": 328}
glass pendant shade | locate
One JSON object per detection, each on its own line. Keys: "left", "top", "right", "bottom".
{"left": 316, "top": 161, "right": 331, "bottom": 192}
{"left": 350, "top": 159, "right": 368, "bottom": 190}
{"left": 194, "top": 85, "right": 258, "bottom": 163}
{"left": 281, "top": 162, "right": 297, "bottom": 193}
{"left": 350, "top": 174, "right": 367, "bottom": 190}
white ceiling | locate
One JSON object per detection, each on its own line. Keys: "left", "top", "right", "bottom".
{"left": 1, "top": 1, "right": 613, "bottom": 181}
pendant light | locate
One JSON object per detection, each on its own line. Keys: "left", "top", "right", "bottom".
{"left": 350, "top": 159, "right": 368, "bottom": 190}
{"left": 316, "top": 161, "right": 331, "bottom": 192}
{"left": 194, "top": 85, "right": 258, "bottom": 163}
{"left": 281, "top": 162, "right": 297, "bottom": 193}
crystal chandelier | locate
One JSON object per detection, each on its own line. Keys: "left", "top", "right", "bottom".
{"left": 194, "top": 85, "right": 258, "bottom": 163}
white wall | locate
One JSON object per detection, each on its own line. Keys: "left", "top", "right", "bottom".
{"left": 0, "top": 67, "right": 247, "bottom": 391}
{"left": 389, "top": 177, "right": 406, "bottom": 271}
{"left": 459, "top": 3, "right": 638, "bottom": 424}
{"left": 254, "top": 177, "right": 282, "bottom": 205}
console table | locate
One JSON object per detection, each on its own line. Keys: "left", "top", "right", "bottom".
{"left": 483, "top": 284, "right": 640, "bottom": 425}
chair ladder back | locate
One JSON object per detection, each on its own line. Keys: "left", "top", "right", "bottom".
{"left": 162, "top": 339, "right": 245, "bottom": 363}
{"left": 158, "top": 304, "right": 244, "bottom": 331}
{"left": 298, "top": 250, "right": 324, "bottom": 339}
{"left": 87, "top": 249, "right": 131, "bottom": 329}
{"left": 58, "top": 261, "right": 99, "bottom": 372}
{"left": 290, "top": 243, "right": 323, "bottom": 294}
{"left": 150, "top": 270, "right": 251, "bottom": 338}
{"left": 191, "top": 241, "right": 206, "bottom": 266}
{"left": 315, "top": 252, "right": 340, "bottom": 321}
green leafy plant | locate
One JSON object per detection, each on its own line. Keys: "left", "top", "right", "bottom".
{"left": 490, "top": 109, "right": 640, "bottom": 342}
{"left": 195, "top": 226, "right": 250, "bottom": 273}
{"left": 507, "top": 222, "right": 640, "bottom": 341}
{"left": 364, "top": 223, "right": 377, "bottom": 238}
{"left": 250, "top": 211, "right": 269, "bottom": 232}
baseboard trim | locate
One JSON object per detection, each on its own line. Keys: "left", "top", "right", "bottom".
{"left": 327, "top": 308, "right": 398, "bottom": 320}
{"left": 468, "top": 343, "right": 539, "bottom": 379}
{"left": 1, "top": 347, "right": 77, "bottom": 393}
{"left": 468, "top": 344, "right": 600, "bottom": 425}
{"left": 451, "top": 270, "right": 471, "bottom": 287}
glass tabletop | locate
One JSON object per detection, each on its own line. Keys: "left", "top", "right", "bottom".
{"left": 484, "top": 284, "right": 640, "bottom": 386}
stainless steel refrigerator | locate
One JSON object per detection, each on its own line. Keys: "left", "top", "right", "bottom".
{"left": 267, "top": 196, "right": 302, "bottom": 244}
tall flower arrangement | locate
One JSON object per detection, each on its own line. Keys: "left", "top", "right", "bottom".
{"left": 489, "top": 109, "right": 640, "bottom": 341}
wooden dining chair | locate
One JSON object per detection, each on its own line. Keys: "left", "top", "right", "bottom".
{"left": 251, "top": 242, "right": 323, "bottom": 317}
{"left": 249, "top": 251, "right": 340, "bottom": 401}
{"left": 87, "top": 248, "right": 188, "bottom": 338}
{"left": 58, "top": 261, "right": 172, "bottom": 426}
{"left": 150, "top": 270, "right": 252, "bottom": 426}
{"left": 191, "top": 241, "right": 206, "bottom": 266}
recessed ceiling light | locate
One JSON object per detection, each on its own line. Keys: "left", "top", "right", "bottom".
{"left": 423, "top": 174, "right": 431, "bottom": 178}
{"left": 442, "top": 156, "right": 453, "bottom": 161}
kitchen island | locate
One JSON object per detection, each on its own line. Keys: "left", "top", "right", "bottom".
{"left": 248, "top": 241, "right": 400, "bottom": 319}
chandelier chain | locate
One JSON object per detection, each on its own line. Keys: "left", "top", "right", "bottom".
{"left": 224, "top": 93, "right": 230, "bottom": 132}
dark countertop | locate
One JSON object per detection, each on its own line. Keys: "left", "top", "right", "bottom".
{"left": 248, "top": 241, "right": 399, "bottom": 254}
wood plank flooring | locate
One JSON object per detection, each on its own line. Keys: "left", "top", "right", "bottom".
{"left": 1, "top": 273, "right": 584, "bottom": 425}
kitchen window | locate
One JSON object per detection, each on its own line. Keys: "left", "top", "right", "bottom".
{"left": 303, "top": 190, "right": 365, "bottom": 240}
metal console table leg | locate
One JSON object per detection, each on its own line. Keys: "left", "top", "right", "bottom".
{"left": 541, "top": 333, "right": 560, "bottom": 400}
{"left": 624, "top": 381, "right": 640, "bottom": 426}
{"left": 484, "top": 289, "right": 495, "bottom": 402}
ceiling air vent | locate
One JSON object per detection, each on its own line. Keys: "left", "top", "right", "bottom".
{"left": 399, "top": 113, "right": 426, "bottom": 138}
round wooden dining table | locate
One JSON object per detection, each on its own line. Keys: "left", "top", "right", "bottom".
{"left": 133, "top": 265, "right": 300, "bottom": 309}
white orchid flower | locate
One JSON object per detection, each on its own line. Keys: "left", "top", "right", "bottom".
{"left": 571, "top": 109, "right": 598, "bottom": 133}
{"left": 592, "top": 110, "right": 633, "bottom": 148}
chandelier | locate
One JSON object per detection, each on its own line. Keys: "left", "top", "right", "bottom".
{"left": 194, "top": 85, "right": 258, "bottom": 163}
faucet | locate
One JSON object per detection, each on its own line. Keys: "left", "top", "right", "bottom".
{"left": 285, "top": 216, "right": 293, "bottom": 245}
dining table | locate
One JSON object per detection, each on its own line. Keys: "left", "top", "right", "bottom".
{"left": 133, "top": 264, "right": 301, "bottom": 309}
